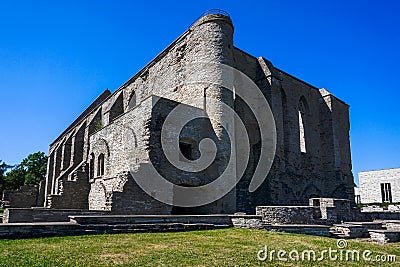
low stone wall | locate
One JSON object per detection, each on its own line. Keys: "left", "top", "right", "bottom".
{"left": 256, "top": 206, "right": 322, "bottom": 225}
{"left": 256, "top": 198, "right": 371, "bottom": 225}
{"left": 385, "top": 222, "right": 400, "bottom": 231}
{"left": 2, "top": 186, "right": 39, "bottom": 208}
{"left": 324, "top": 207, "right": 369, "bottom": 223}
{"left": 364, "top": 212, "right": 400, "bottom": 221}
{"left": 69, "top": 214, "right": 238, "bottom": 226}
{"left": 361, "top": 206, "right": 385, "bottom": 212}
{"left": 362, "top": 205, "right": 400, "bottom": 213}
{"left": 0, "top": 221, "right": 229, "bottom": 239}
{"left": 230, "top": 214, "right": 263, "bottom": 229}
{"left": 3, "top": 208, "right": 108, "bottom": 223}
{"left": 264, "top": 224, "right": 332, "bottom": 237}
{"left": 369, "top": 230, "right": 400, "bottom": 244}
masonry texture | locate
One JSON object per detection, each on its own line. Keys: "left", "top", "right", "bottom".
{"left": 39, "top": 13, "right": 354, "bottom": 215}
{"left": 358, "top": 168, "right": 400, "bottom": 204}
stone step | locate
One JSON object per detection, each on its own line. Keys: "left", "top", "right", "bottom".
{"left": 68, "top": 214, "right": 235, "bottom": 226}
{"left": 377, "top": 220, "right": 400, "bottom": 231}
{"left": 369, "top": 229, "right": 400, "bottom": 244}
{"left": 329, "top": 224, "right": 369, "bottom": 239}
{"left": 83, "top": 223, "right": 230, "bottom": 232}
{"left": 0, "top": 221, "right": 231, "bottom": 239}
{"left": 262, "top": 224, "right": 332, "bottom": 237}
{"left": 342, "top": 221, "right": 384, "bottom": 230}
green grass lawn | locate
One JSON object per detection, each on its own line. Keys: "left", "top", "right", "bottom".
{"left": 0, "top": 228, "right": 399, "bottom": 266}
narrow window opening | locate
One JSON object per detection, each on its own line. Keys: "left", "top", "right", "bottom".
{"left": 299, "top": 110, "right": 306, "bottom": 153}
{"left": 179, "top": 142, "right": 193, "bottom": 161}
{"left": 97, "top": 153, "right": 105, "bottom": 177}
{"left": 298, "top": 97, "right": 308, "bottom": 154}
{"left": 89, "top": 153, "right": 95, "bottom": 179}
{"left": 381, "top": 183, "right": 392, "bottom": 203}
{"left": 109, "top": 94, "right": 124, "bottom": 123}
{"left": 128, "top": 91, "right": 136, "bottom": 110}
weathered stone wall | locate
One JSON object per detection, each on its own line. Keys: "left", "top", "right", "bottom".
{"left": 257, "top": 198, "right": 367, "bottom": 225}
{"left": 2, "top": 186, "right": 39, "bottom": 208}
{"left": 42, "top": 13, "right": 355, "bottom": 215}
{"left": 231, "top": 214, "right": 263, "bottom": 229}
{"left": 256, "top": 206, "right": 322, "bottom": 224}
{"left": 44, "top": 14, "right": 238, "bottom": 214}
{"left": 359, "top": 168, "right": 400, "bottom": 203}
{"left": 36, "top": 180, "right": 46, "bottom": 207}
{"left": 231, "top": 47, "right": 354, "bottom": 209}
{"left": 3, "top": 208, "right": 108, "bottom": 223}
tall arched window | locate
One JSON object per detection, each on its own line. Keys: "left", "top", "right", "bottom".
{"left": 281, "top": 88, "right": 289, "bottom": 154}
{"left": 109, "top": 93, "right": 124, "bottom": 123}
{"left": 89, "top": 153, "right": 95, "bottom": 179}
{"left": 97, "top": 153, "right": 105, "bottom": 177}
{"left": 128, "top": 91, "right": 136, "bottom": 110}
{"left": 298, "top": 97, "right": 308, "bottom": 154}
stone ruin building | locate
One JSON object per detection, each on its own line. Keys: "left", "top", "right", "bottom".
{"left": 36, "top": 12, "right": 355, "bottom": 215}
{"left": 4, "top": 11, "right": 400, "bottom": 245}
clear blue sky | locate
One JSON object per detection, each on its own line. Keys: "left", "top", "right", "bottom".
{"left": 0, "top": 1, "right": 399, "bottom": 185}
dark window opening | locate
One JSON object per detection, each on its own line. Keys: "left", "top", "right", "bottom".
{"left": 128, "top": 92, "right": 136, "bottom": 110}
{"left": 109, "top": 94, "right": 124, "bottom": 123}
{"left": 356, "top": 195, "right": 361, "bottom": 204}
{"left": 381, "top": 183, "right": 392, "bottom": 203}
{"left": 97, "top": 153, "right": 105, "bottom": 177}
{"left": 89, "top": 153, "right": 95, "bottom": 179}
{"left": 179, "top": 142, "right": 193, "bottom": 161}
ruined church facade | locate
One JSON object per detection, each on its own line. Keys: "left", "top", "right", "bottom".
{"left": 43, "top": 13, "right": 354, "bottom": 215}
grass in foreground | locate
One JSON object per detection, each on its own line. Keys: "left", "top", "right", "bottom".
{"left": 0, "top": 228, "right": 399, "bottom": 266}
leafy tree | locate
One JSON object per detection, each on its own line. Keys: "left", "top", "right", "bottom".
{"left": 3, "top": 166, "right": 26, "bottom": 190}
{"left": 0, "top": 161, "right": 12, "bottom": 192}
{"left": 0, "top": 161, "right": 12, "bottom": 178}
{"left": 19, "top": 152, "right": 48, "bottom": 186}
{"left": 2, "top": 152, "right": 48, "bottom": 193}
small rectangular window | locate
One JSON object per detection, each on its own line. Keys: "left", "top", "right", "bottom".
{"left": 381, "top": 183, "right": 392, "bottom": 203}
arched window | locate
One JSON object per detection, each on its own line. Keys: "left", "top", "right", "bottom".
{"left": 281, "top": 88, "right": 289, "bottom": 154}
{"left": 97, "top": 153, "right": 105, "bottom": 177}
{"left": 109, "top": 93, "right": 124, "bottom": 123}
{"left": 89, "top": 153, "right": 95, "bottom": 179}
{"left": 298, "top": 97, "right": 308, "bottom": 154}
{"left": 128, "top": 91, "right": 136, "bottom": 110}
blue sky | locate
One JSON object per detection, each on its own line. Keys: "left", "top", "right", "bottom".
{"left": 0, "top": 1, "right": 399, "bottom": 185}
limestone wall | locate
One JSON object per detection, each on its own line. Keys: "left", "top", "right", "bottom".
{"left": 359, "top": 168, "right": 400, "bottom": 203}
{"left": 42, "top": 13, "right": 355, "bottom": 214}
{"left": 2, "top": 186, "right": 39, "bottom": 208}
{"left": 256, "top": 206, "right": 322, "bottom": 225}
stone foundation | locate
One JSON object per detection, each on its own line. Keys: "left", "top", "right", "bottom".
{"left": 3, "top": 208, "right": 108, "bottom": 223}
{"left": 1, "top": 182, "right": 45, "bottom": 208}
{"left": 256, "top": 206, "right": 322, "bottom": 225}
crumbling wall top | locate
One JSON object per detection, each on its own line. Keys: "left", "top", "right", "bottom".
{"left": 190, "top": 9, "right": 233, "bottom": 31}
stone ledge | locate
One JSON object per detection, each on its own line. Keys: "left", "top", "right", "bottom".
{"left": 369, "top": 229, "right": 400, "bottom": 244}
{"left": 69, "top": 214, "right": 236, "bottom": 225}
{"left": 0, "top": 221, "right": 231, "bottom": 239}
{"left": 263, "top": 224, "right": 332, "bottom": 237}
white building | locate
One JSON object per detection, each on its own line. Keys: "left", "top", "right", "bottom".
{"left": 358, "top": 168, "right": 400, "bottom": 204}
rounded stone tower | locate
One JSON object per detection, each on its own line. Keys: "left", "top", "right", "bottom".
{"left": 183, "top": 12, "right": 237, "bottom": 213}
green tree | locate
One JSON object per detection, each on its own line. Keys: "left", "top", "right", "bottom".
{"left": 20, "top": 152, "right": 48, "bottom": 186}
{"left": 0, "top": 161, "right": 11, "bottom": 177}
{"left": 3, "top": 166, "right": 26, "bottom": 190}
{"left": 0, "top": 161, "right": 12, "bottom": 192}
{"left": 3, "top": 152, "right": 48, "bottom": 191}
